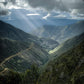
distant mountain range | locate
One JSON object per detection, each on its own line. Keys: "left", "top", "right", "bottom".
{"left": 0, "top": 9, "right": 79, "bottom": 33}
{"left": 32, "top": 21, "right": 84, "bottom": 43}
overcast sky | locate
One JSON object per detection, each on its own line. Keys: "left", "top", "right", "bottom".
{"left": 0, "top": 0, "right": 84, "bottom": 19}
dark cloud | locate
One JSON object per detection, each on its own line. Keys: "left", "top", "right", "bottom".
{"left": 0, "top": 0, "right": 84, "bottom": 17}
{"left": 8, "top": 0, "right": 16, "bottom": 4}
{"left": 0, "top": 0, "right": 17, "bottom": 16}
{"left": 0, "top": 3, "right": 9, "bottom": 16}
{"left": 25, "top": 0, "right": 84, "bottom": 14}
{"left": 25, "top": 0, "right": 67, "bottom": 11}
{"left": 0, "top": 9, "right": 9, "bottom": 15}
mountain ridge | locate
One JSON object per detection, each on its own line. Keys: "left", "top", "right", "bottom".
{"left": 0, "top": 20, "right": 59, "bottom": 51}
{"left": 0, "top": 21, "right": 51, "bottom": 72}
{"left": 32, "top": 20, "right": 84, "bottom": 43}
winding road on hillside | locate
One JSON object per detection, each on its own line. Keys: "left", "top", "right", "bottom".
{"left": 0, "top": 42, "right": 34, "bottom": 69}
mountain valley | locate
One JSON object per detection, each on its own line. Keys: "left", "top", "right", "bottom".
{"left": 0, "top": 20, "right": 84, "bottom": 84}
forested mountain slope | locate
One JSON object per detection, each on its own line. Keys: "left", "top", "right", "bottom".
{"left": 49, "top": 33, "right": 84, "bottom": 58}
{"left": 38, "top": 39, "right": 84, "bottom": 84}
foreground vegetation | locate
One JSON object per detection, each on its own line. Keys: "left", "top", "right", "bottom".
{"left": 0, "top": 65, "right": 39, "bottom": 84}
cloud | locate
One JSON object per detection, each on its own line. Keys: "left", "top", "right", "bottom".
{"left": 70, "top": 13, "right": 84, "bottom": 20}
{"left": 0, "top": 0, "right": 24, "bottom": 16}
{"left": 0, "top": 3, "right": 9, "bottom": 16}
{"left": 54, "top": 14, "right": 66, "bottom": 18}
{"left": 0, "top": 9, "right": 9, "bottom": 16}
{"left": 25, "top": 0, "right": 58, "bottom": 10}
{"left": 70, "top": 15, "right": 84, "bottom": 20}
{"left": 25, "top": 0, "right": 84, "bottom": 13}
{"left": 25, "top": 0, "right": 84, "bottom": 19}
{"left": 42, "top": 13, "right": 50, "bottom": 20}
{"left": 8, "top": 5, "right": 22, "bottom": 9}
{"left": 69, "top": 8, "right": 84, "bottom": 19}
{"left": 27, "top": 13, "right": 40, "bottom": 16}
{"left": 0, "top": 0, "right": 84, "bottom": 19}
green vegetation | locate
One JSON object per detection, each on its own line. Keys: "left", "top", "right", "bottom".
{"left": 0, "top": 21, "right": 84, "bottom": 84}
{"left": 0, "top": 65, "right": 39, "bottom": 84}
{"left": 49, "top": 32, "right": 84, "bottom": 59}
{"left": 0, "top": 38, "right": 30, "bottom": 63}
{"left": 0, "top": 69, "right": 21, "bottom": 84}
{"left": 0, "top": 38, "right": 49, "bottom": 72}
{"left": 0, "top": 39, "right": 84, "bottom": 84}
{"left": 38, "top": 40, "right": 84, "bottom": 84}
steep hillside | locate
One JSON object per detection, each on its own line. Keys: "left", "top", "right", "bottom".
{"left": 0, "top": 38, "right": 31, "bottom": 63}
{"left": 0, "top": 21, "right": 34, "bottom": 42}
{"left": 0, "top": 21, "right": 52, "bottom": 72}
{"left": 0, "top": 38, "right": 49, "bottom": 72}
{"left": 32, "top": 21, "right": 84, "bottom": 43}
{"left": 0, "top": 20, "right": 59, "bottom": 51}
{"left": 0, "top": 37, "right": 84, "bottom": 84}
{"left": 38, "top": 40, "right": 84, "bottom": 84}
{"left": 49, "top": 33, "right": 84, "bottom": 57}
